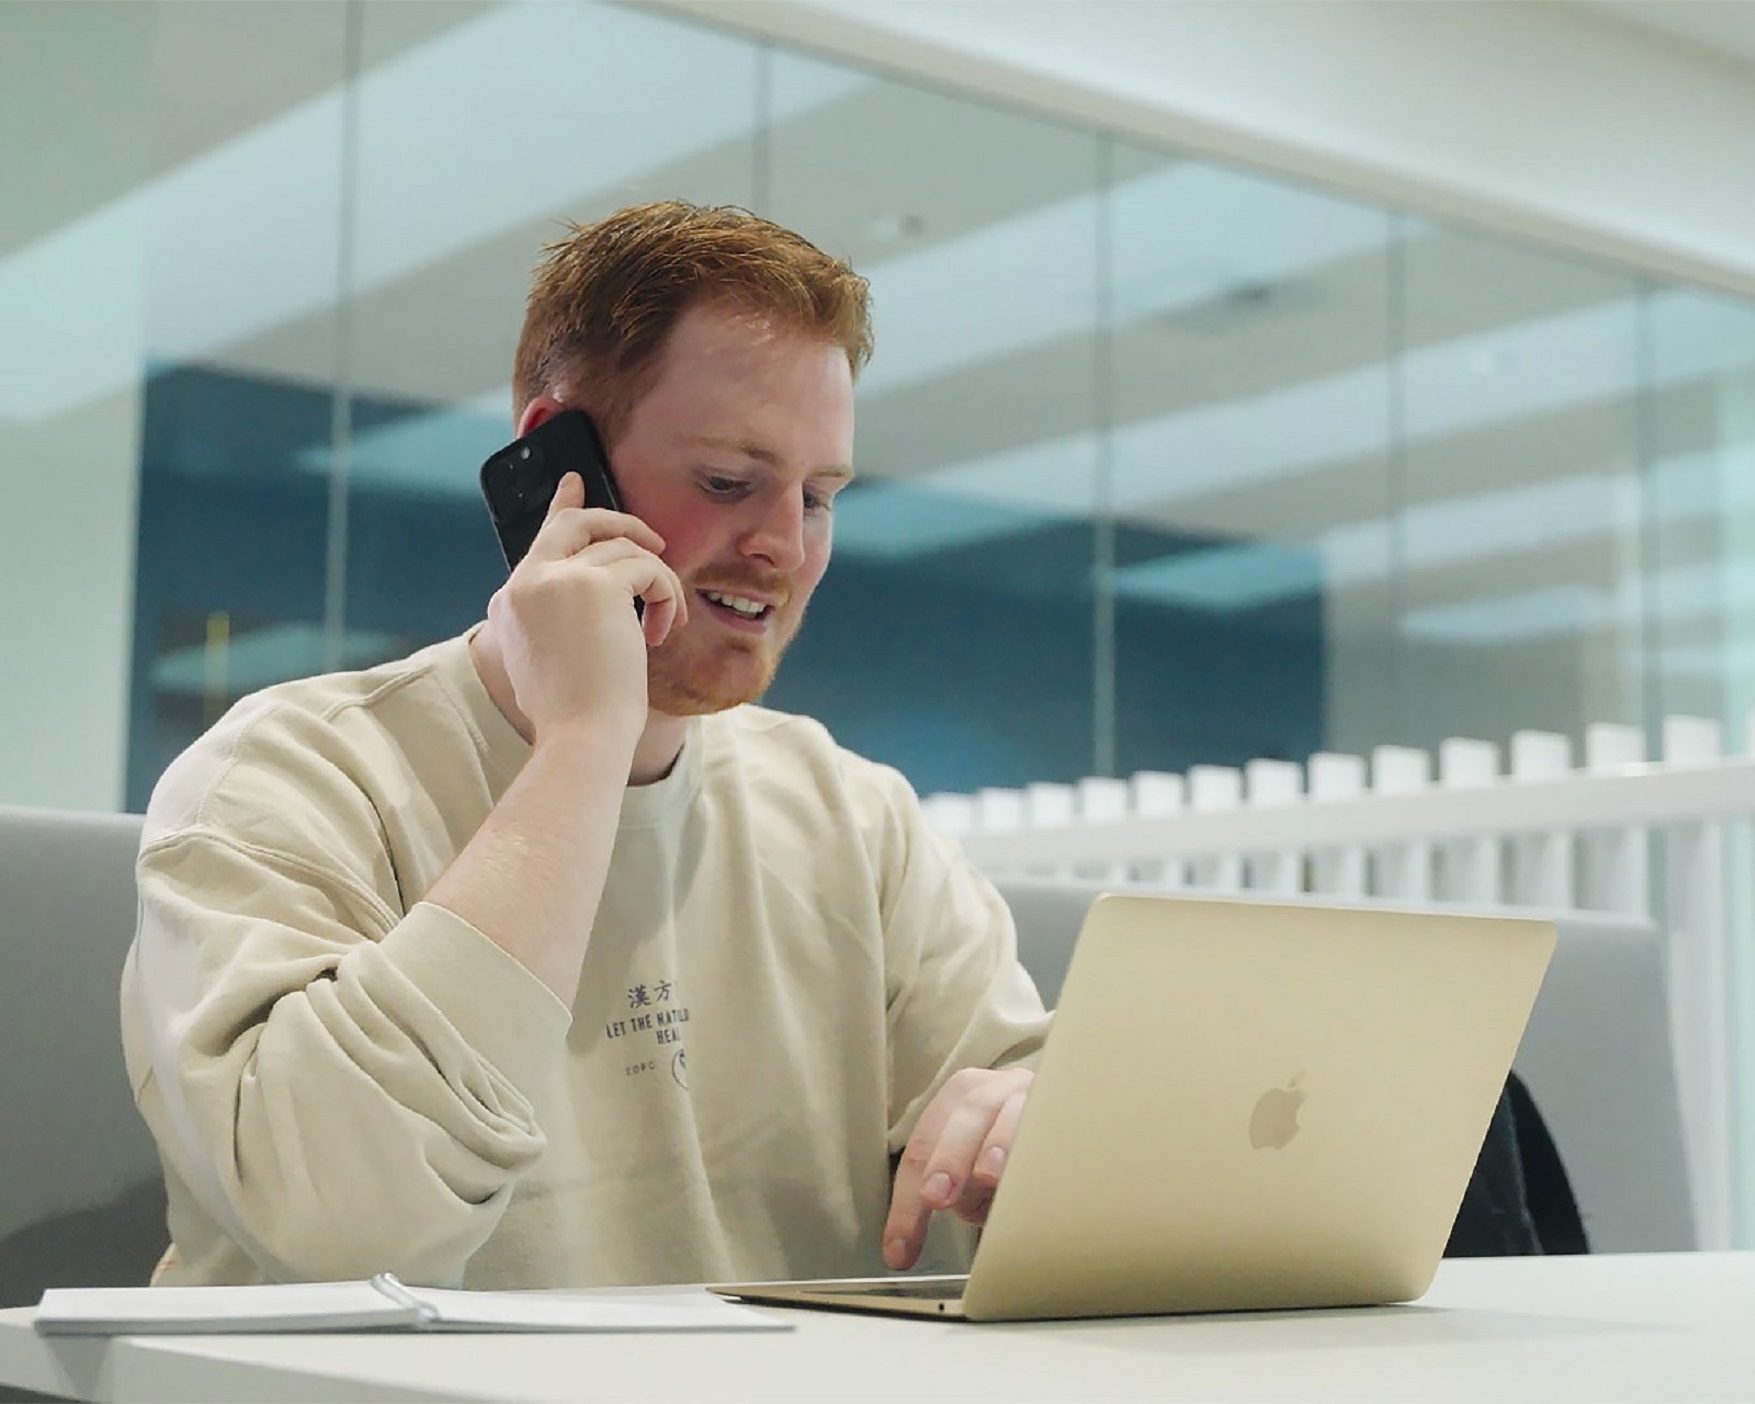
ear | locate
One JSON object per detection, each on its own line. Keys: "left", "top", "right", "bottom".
{"left": 515, "top": 394, "right": 568, "bottom": 439}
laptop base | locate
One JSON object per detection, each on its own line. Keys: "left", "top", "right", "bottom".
{"left": 712, "top": 1275, "right": 969, "bottom": 1319}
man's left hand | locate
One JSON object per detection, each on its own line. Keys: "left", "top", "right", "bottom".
{"left": 882, "top": 1066, "right": 1034, "bottom": 1272}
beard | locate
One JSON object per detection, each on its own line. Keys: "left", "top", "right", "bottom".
{"left": 645, "top": 571, "right": 804, "bottom": 716}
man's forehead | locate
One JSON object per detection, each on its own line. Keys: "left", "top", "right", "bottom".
{"left": 669, "top": 301, "right": 816, "bottom": 355}
{"left": 662, "top": 303, "right": 856, "bottom": 379}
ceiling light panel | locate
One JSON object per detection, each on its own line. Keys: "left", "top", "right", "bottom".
{"left": 856, "top": 162, "right": 1397, "bottom": 400}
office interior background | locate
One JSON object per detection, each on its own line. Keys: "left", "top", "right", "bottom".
{"left": 5, "top": 0, "right": 1755, "bottom": 813}
{"left": 6, "top": 0, "right": 1755, "bottom": 1234}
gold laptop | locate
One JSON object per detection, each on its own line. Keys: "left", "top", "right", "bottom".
{"left": 714, "top": 892, "right": 1555, "bottom": 1322}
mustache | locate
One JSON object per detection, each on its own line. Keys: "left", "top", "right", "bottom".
{"left": 690, "top": 568, "right": 793, "bottom": 608}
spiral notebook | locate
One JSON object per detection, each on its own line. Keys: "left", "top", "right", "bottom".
{"left": 35, "top": 1274, "right": 786, "bottom": 1335}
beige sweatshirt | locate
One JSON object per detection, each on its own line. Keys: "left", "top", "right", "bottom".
{"left": 119, "top": 632, "right": 1049, "bottom": 1290}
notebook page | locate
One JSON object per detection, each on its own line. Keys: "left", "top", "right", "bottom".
{"left": 36, "top": 1280, "right": 418, "bottom": 1335}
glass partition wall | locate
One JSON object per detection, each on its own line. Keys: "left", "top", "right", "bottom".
{"left": 13, "top": 0, "right": 1746, "bottom": 808}
{"left": 8, "top": 0, "right": 1755, "bottom": 1224}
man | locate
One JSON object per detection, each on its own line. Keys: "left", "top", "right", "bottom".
{"left": 120, "top": 202, "right": 1049, "bottom": 1290}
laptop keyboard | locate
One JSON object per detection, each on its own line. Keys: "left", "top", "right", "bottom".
{"left": 821, "top": 1278, "right": 967, "bottom": 1301}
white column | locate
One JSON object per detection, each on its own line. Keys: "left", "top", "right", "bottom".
{"left": 1244, "top": 758, "right": 1302, "bottom": 894}
{"left": 1509, "top": 730, "right": 1574, "bottom": 908}
{"left": 1128, "top": 771, "right": 1186, "bottom": 889}
{"left": 1582, "top": 723, "right": 1650, "bottom": 916}
{"left": 1662, "top": 715, "right": 1735, "bottom": 1250}
{"left": 1372, "top": 745, "right": 1433, "bottom": 901}
{"left": 1720, "top": 377, "right": 1755, "bottom": 1251}
{"left": 921, "top": 792, "right": 976, "bottom": 838}
{"left": 1437, "top": 738, "right": 1502, "bottom": 905}
{"left": 1307, "top": 752, "right": 1367, "bottom": 897}
{"left": 974, "top": 788, "right": 1027, "bottom": 867}
{"left": 1188, "top": 765, "right": 1243, "bottom": 892}
{"left": 1022, "top": 782, "right": 1077, "bottom": 878}
{"left": 1075, "top": 776, "right": 1131, "bottom": 884}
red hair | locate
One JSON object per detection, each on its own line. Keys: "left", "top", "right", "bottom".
{"left": 513, "top": 202, "right": 873, "bottom": 445}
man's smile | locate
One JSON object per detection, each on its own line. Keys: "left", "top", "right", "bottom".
{"left": 701, "top": 589, "right": 772, "bottom": 620}
{"left": 693, "top": 581, "right": 789, "bottom": 633}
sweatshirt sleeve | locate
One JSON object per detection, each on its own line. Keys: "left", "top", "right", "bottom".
{"left": 869, "top": 767, "right": 1053, "bottom": 1150}
{"left": 124, "top": 795, "right": 571, "bottom": 1287}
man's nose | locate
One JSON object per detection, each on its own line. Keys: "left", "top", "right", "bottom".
{"left": 739, "top": 489, "right": 807, "bottom": 573}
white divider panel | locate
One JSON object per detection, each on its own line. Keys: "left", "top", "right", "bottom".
{"left": 1075, "top": 776, "right": 1131, "bottom": 883}
{"left": 974, "top": 787, "right": 1025, "bottom": 835}
{"left": 1188, "top": 766, "right": 1243, "bottom": 892}
{"left": 1663, "top": 715, "right": 1734, "bottom": 1251}
{"left": 921, "top": 792, "right": 975, "bottom": 838}
{"left": 1307, "top": 752, "right": 1367, "bottom": 896}
{"left": 1244, "top": 759, "right": 1302, "bottom": 894}
{"left": 1023, "top": 783, "right": 1077, "bottom": 877}
{"left": 1128, "top": 771, "right": 1186, "bottom": 889}
{"left": 1024, "top": 783, "right": 1075, "bottom": 827}
{"left": 1371, "top": 745, "right": 1432, "bottom": 901}
{"left": 1583, "top": 723, "right": 1649, "bottom": 916}
{"left": 1510, "top": 730, "right": 1574, "bottom": 908}
{"left": 1437, "top": 738, "right": 1502, "bottom": 904}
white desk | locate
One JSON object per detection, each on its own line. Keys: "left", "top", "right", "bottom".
{"left": 2, "top": 1254, "right": 1751, "bottom": 1403}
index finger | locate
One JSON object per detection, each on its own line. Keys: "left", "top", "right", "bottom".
{"left": 546, "top": 470, "right": 585, "bottom": 516}
{"left": 883, "top": 1158, "right": 929, "bottom": 1272}
{"left": 529, "top": 474, "right": 666, "bottom": 560}
{"left": 882, "top": 1093, "right": 974, "bottom": 1271}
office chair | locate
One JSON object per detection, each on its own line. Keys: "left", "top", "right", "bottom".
{"left": 0, "top": 806, "right": 164, "bottom": 1309}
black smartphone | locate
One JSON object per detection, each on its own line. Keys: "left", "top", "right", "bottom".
{"left": 479, "top": 409, "right": 625, "bottom": 571}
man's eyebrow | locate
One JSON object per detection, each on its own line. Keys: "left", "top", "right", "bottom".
{"left": 693, "top": 436, "right": 857, "bottom": 480}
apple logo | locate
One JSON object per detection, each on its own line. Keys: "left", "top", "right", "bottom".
{"left": 1249, "top": 1078, "right": 1306, "bottom": 1150}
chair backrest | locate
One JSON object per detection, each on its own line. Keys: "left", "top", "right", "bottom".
{"left": 0, "top": 805, "right": 164, "bottom": 1306}
{"left": 1509, "top": 905, "right": 1695, "bottom": 1251}
{"left": 994, "top": 876, "right": 1696, "bottom": 1254}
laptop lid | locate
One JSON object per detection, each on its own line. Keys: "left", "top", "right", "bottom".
{"left": 954, "top": 892, "right": 1554, "bottom": 1320}
{"left": 999, "top": 878, "right": 1691, "bottom": 1254}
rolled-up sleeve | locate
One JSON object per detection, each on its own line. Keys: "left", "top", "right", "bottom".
{"left": 126, "top": 828, "right": 570, "bottom": 1286}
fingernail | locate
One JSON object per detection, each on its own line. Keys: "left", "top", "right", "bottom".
{"left": 982, "top": 1146, "right": 1007, "bottom": 1175}
{"left": 884, "top": 1238, "right": 907, "bottom": 1267}
{"left": 924, "top": 1172, "right": 953, "bottom": 1205}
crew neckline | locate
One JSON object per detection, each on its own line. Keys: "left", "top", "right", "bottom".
{"left": 618, "top": 717, "right": 704, "bottom": 827}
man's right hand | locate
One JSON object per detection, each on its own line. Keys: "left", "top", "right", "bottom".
{"left": 431, "top": 472, "right": 688, "bottom": 1000}
{"left": 486, "top": 471, "right": 687, "bottom": 750}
